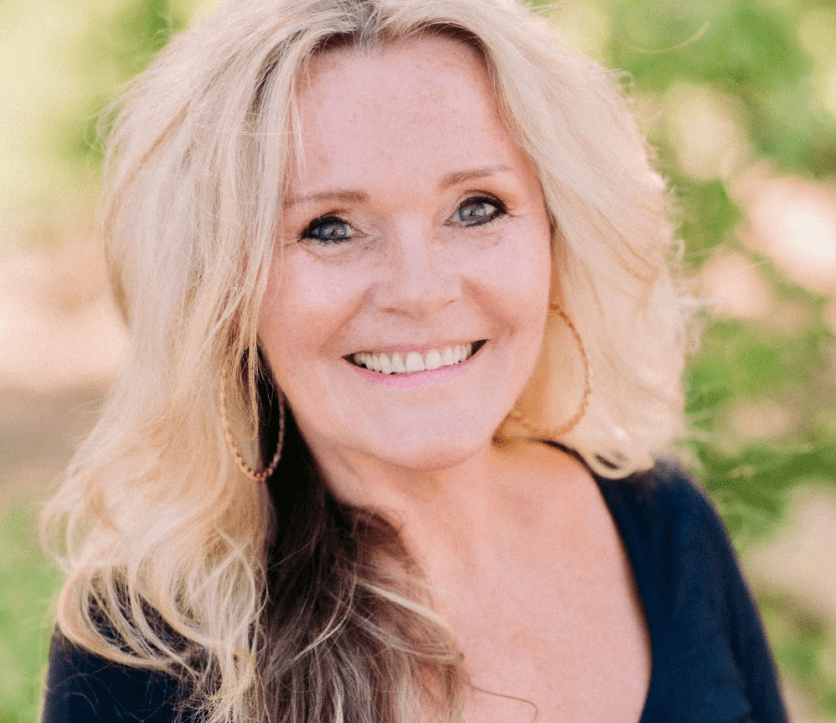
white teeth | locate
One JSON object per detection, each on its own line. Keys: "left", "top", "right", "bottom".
{"left": 379, "top": 353, "right": 392, "bottom": 374}
{"left": 351, "top": 342, "right": 480, "bottom": 374}
{"left": 425, "top": 349, "right": 442, "bottom": 370}
{"left": 405, "top": 351, "right": 424, "bottom": 373}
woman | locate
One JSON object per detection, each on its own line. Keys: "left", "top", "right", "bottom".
{"left": 41, "top": 0, "right": 789, "bottom": 721}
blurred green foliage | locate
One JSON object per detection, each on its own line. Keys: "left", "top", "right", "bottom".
{"left": 0, "top": 501, "right": 60, "bottom": 723}
{"left": 66, "top": 0, "right": 192, "bottom": 163}
{"left": 2, "top": 0, "right": 836, "bottom": 720}
{"left": 574, "top": 0, "right": 836, "bottom": 715}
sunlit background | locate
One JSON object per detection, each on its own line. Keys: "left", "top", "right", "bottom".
{"left": 1, "top": 0, "right": 835, "bottom": 720}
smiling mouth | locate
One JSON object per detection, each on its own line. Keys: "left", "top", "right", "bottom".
{"left": 348, "top": 341, "right": 486, "bottom": 375}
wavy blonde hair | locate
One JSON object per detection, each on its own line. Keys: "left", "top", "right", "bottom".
{"left": 42, "top": 0, "right": 689, "bottom": 721}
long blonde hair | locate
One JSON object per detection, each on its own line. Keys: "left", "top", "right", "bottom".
{"left": 42, "top": 1, "right": 689, "bottom": 721}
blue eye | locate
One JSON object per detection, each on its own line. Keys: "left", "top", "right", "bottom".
{"left": 455, "top": 197, "right": 505, "bottom": 226}
{"left": 302, "top": 216, "right": 355, "bottom": 244}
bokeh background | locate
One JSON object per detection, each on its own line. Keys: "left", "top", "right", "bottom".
{"left": 1, "top": 0, "right": 835, "bottom": 720}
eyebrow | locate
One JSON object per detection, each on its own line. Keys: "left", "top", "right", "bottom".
{"left": 283, "top": 165, "right": 513, "bottom": 209}
{"left": 283, "top": 189, "right": 368, "bottom": 208}
{"left": 439, "top": 165, "right": 511, "bottom": 188}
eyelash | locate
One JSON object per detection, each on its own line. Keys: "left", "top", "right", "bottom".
{"left": 301, "top": 215, "right": 354, "bottom": 245}
{"left": 299, "top": 195, "right": 507, "bottom": 246}
{"left": 453, "top": 195, "right": 507, "bottom": 227}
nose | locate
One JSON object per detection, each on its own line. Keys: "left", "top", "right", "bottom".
{"left": 373, "top": 219, "right": 461, "bottom": 317}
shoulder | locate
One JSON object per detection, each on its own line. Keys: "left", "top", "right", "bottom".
{"left": 42, "top": 631, "right": 187, "bottom": 723}
{"left": 596, "top": 458, "right": 727, "bottom": 544}
{"left": 597, "top": 467, "right": 790, "bottom": 722}
{"left": 595, "top": 459, "right": 746, "bottom": 612}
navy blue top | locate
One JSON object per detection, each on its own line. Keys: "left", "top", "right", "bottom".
{"left": 41, "top": 461, "right": 789, "bottom": 722}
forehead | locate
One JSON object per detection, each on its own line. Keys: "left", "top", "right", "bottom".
{"left": 304, "top": 33, "right": 488, "bottom": 102}
{"left": 286, "top": 35, "right": 524, "bottom": 194}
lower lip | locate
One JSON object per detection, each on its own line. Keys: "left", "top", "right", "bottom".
{"left": 344, "top": 349, "right": 481, "bottom": 389}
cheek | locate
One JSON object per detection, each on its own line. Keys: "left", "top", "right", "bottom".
{"left": 501, "top": 227, "right": 554, "bottom": 373}
{"left": 256, "top": 263, "right": 316, "bottom": 379}
{"left": 256, "top": 287, "right": 292, "bottom": 383}
{"left": 256, "top": 257, "right": 361, "bottom": 378}
{"left": 490, "top": 225, "right": 553, "bottom": 324}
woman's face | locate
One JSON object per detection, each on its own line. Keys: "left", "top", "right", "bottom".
{"left": 258, "top": 35, "right": 553, "bottom": 474}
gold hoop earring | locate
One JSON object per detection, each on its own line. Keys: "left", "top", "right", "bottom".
{"left": 219, "top": 379, "right": 285, "bottom": 482}
{"left": 508, "top": 303, "right": 591, "bottom": 438}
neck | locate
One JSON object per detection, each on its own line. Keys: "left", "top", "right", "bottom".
{"left": 303, "top": 433, "right": 590, "bottom": 580}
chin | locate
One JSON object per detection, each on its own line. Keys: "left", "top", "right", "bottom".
{"left": 363, "top": 425, "right": 497, "bottom": 474}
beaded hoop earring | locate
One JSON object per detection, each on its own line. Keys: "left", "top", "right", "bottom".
{"left": 508, "top": 303, "right": 591, "bottom": 438}
{"left": 219, "top": 379, "right": 285, "bottom": 482}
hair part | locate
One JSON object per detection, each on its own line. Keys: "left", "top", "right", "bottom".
{"left": 42, "top": 1, "right": 691, "bottom": 721}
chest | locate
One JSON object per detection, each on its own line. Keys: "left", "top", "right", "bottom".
{"left": 453, "top": 558, "right": 650, "bottom": 723}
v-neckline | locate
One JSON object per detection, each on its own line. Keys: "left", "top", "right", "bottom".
{"left": 593, "top": 473, "right": 659, "bottom": 723}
